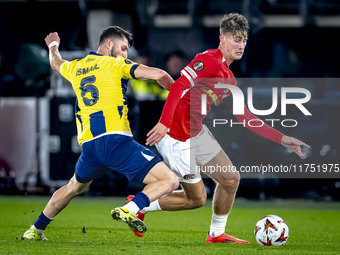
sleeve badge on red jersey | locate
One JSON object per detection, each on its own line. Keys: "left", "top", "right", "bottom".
{"left": 192, "top": 61, "right": 204, "bottom": 71}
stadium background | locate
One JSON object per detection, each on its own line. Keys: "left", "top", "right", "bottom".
{"left": 0, "top": 0, "right": 339, "bottom": 201}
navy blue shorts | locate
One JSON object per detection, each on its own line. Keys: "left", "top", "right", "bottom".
{"left": 75, "top": 134, "right": 161, "bottom": 183}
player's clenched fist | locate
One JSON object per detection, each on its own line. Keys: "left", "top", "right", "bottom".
{"left": 45, "top": 32, "right": 60, "bottom": 47}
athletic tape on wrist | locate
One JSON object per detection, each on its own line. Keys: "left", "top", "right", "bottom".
{"left": 48, "top": 41, "right": 59, "bottom": 49}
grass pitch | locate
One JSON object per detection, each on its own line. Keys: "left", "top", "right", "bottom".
{"left": 0, "top": 195, "right": 339, "bottom": 255}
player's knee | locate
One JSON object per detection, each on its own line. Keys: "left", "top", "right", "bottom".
{"left": 195, "top": 195, "right": 207, "bottom": 208}
{"left": 188, "top": 194, "right": 206, "bottom": 209}
{"left": 218, "top": 175, "right": 240, "bottom": 192}
{"left": 161, "top": 172, "right": 179, "bottom": 193}
{"left": 234, "top": 171, "right": 241, "bottom": 182}
{"left": 168, "top": 173, "right": 179, "bottom": 192}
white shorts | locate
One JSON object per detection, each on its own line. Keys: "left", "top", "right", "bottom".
{"left": 155, "top": 125, "right": 222, "bottom": 184}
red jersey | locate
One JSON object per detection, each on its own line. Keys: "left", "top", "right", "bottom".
{"left": 160, "top": 49, "right": 235, "bottom": 141}
{"left": 159, "top": 49, "right": 284, "bottom": 144}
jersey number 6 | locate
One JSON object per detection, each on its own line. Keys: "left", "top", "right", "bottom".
{"left": 80, "top": 75, "right": 99, "bottom": 106}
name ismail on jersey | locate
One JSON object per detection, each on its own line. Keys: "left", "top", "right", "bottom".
{"left": 76, "top": 64, "right": 100, "bottom": 76}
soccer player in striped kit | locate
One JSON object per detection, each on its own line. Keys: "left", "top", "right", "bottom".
{"left": 23, "top": 26, "right": 179, "bottom": 240}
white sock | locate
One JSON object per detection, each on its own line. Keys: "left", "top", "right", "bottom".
{"left": 32, "top": 225, "right": 44, "bottom": 234}
{"left": 122, "top": 201, "right": 140, "bottom": 215}
{"left": 139, "top": 199, "right": 162, "bottom": 214}
{"left": 209, "top": 213, "right": 228, "bottom": 237}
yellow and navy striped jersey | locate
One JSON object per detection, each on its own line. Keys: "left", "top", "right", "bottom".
{"left": 60, "top": 52, "right": 139, "bottom": 145}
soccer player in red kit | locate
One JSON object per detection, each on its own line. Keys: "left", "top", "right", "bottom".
{"left": 131, "top": 13, "right": 310, "bottom": 243}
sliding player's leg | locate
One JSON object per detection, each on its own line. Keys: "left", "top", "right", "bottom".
{"left": 127, "top": 179, "right": 206, "bottom": 237}
{"left": 141, "top": 161, "right": 180, "bottom": 203}
{"left": 112, "top": 162, "right": 179, "bottom": 234}
{"left": 126, "top": 133, "right": 206, "bottom": 237}
{"left": 140, "top": 180, "right": 206, "bottom": 212}
{"left": 110, "top": 136, "right": 179, "bottom": 234}
{"left": 112, "top": 162, "right": 178, "bottom": 234}
{"left": 127, "top": 130, "right": 217, "bottom": 238}
{"left": 141, "top": 131, "right": 207, "bottom": 212}
{"left": 158, "top": 180, "right": 207, "bottom": 211}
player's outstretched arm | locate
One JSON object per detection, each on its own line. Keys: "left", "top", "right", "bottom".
{"left": 45, "top": 32, "right": 66, "bottom": 73}
{"left": 134, "top": 65, "right": 174, "bottom": 90}
{"left": 223, "top": 98, "right": 310, "bottom": 157}
{"left": 280, "top": 135, "right": 310, "bottom": 158}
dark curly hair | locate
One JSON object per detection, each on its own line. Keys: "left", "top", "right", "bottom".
{"left": 99, "top": 26, "right": 133, "bottom": 48}
{"left": 220, "top": 13, "right": 250, "bottom": 38}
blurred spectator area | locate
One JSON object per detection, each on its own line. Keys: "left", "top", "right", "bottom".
{"left": 1, "top": 0, "right": 340, "bottom": 80}
{"left": 0, "top": 0, "right": 339, "bottom": 197}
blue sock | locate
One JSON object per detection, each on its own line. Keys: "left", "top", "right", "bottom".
{"left": 34, "top": 212, "right": 53, "bottom": 231}
{"left": 131, "top": 192, "right": 150, "bottom": 211}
